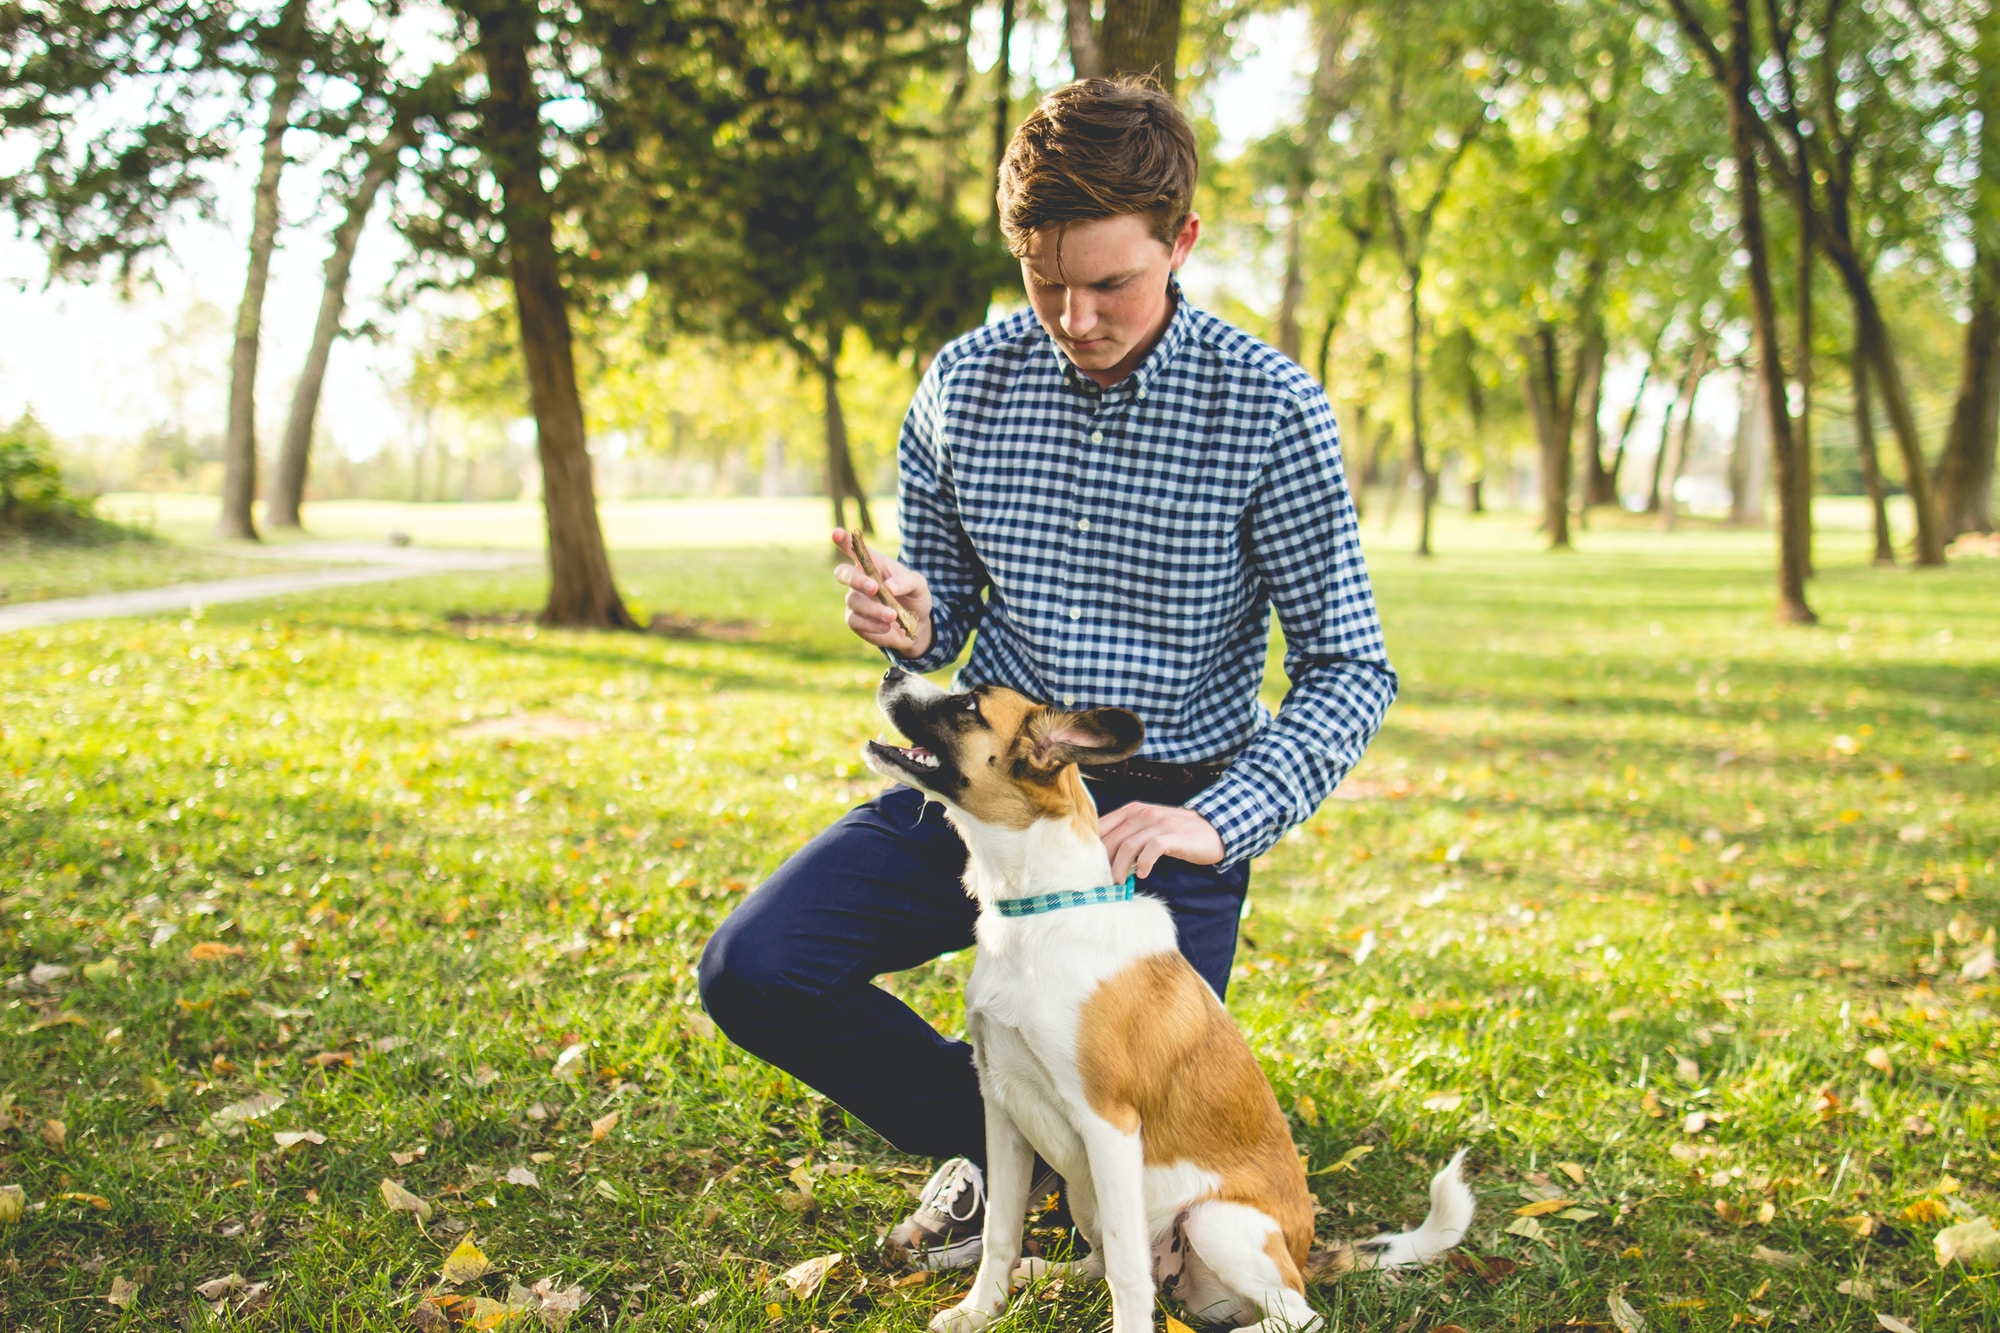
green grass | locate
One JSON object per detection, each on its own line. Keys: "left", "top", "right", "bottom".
{"left": 0, "top": 510, "right": 1995, "bottom": 1331}
{"left": 0, "top": 535, "right": 328, "bottom": 607}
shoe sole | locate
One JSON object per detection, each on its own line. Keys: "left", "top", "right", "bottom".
{"left": 897, "top": 1232, "right": 984, "bottom": 1272}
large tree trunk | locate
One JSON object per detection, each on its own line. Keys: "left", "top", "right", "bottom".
{"left": 217, "top": 0, "right": 307, "bottom": 542}
{"left": 1726, "top": 0, "right": 1814, "bottom": 623}
{"left": 1406, "top": 272, "right": 1434, "bottom": 557}
{"left": 1522, "top": 322, "right": 1597, "bottom": 551}
{"left": 1066, "top": 0, "right": 1102, "bottom": 79}
{"left": 818, "top": 325, "right": 875, "bottom": 536}
{"left": 1571, "top": 321, "right": 1606, "bottom": 529}
{"left": 477, "top": 4, "right": 635, "bottom": 630}
{"left": 1098, "top": 0, "right": 1181, "bottom": 93}
{"left": 1852, "top": 342, "right": 1896, "bottom": 565}
{"left": 1936, "top": 0, "right": 1999, "bottom": 540}
{"left": 267, "top": 126, "right": 410, "bottom": 529}
{"left": 1275, "top": 198, "right": 1305, "bottom": 364}
{"left": 991, "top": 0, "right": 1015, "bottom": 221}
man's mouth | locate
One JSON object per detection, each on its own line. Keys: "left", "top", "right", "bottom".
{"left": 869, "top": 739, "right": 942, "bottom": 771}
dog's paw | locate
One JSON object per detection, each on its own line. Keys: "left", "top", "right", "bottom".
{"left": 929, "top": 1301, "right": 999, "bottom": 1333}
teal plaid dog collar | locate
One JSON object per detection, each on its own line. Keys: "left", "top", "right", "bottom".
{"left": 993, "top": 874, "right": 1139, "bottom": 918}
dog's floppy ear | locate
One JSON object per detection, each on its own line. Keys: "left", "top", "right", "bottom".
{"left": 1029, "top": 706, "right": 1144, "bottom": 770}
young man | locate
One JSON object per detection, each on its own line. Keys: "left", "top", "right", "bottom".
{"left": 697, "top": 78, "right": 1394, "bottom": 1269}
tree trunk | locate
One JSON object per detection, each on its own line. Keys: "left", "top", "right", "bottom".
{"left": 1571, "top": 321, "right": 1606, "bottom": 530}
{"left": 1098, "top": 0, "right": 1181, "bottom": 93}
{"left": 1522, "top": 325, "right": 1575, "bottom": 550}
{"left": 267, "top": 126, "right": 410, "bottom": 529}
{"left": 1066, "top": 0, "right": 1102, "bottom": 79}
{"left": 1605, "top": 358, "right": 1653, "bottom": 507}
{"left": 1851, "top": 341, "right": 1895, "bottom": 564}
{"left": 819, "top": 325, "right": 875, "bottom": 537}
{"left": 1660, "top": 336, "right": 1709, "bottom": 532}
{"left": 217, "top": 7, "right": 306, "bottom": 542}
{"left": 1407, "top": 271, "right": 1434, "bottom": 557}
{"left": 1729, "top": 369, "right": 1767, "bottom": 524}
{"left": 1275, "top": 193, "right": 1305, "bottom": 364}
{"left": 1646, "top": 389, "right": 1677, "bottom": 516}
{"left": 477, "top": 4, "right": 635, "bottom": 630}
{"left": 1467, "top": 474, "right": 1484, "bottom": 514}
{"left": 991, "top": 0, "right": 1015, "bottom": 224}
{"left": 1936, "top": 2, "right": 1998, "bottom": 540}
{"left": 1726, "top": 0, "right": 1814, "bottom": 622}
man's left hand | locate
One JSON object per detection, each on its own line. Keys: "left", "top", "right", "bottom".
{"left": 1098, "top": 803, "right": 1224, "bottom": 879}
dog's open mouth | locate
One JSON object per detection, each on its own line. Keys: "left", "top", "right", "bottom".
{"left": 867, "top": 739, "right": 943, "bottom": 771}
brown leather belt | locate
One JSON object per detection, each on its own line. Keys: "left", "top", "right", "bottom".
{"left": 1084, "top": 756, "right": 1231, "bottom": 796}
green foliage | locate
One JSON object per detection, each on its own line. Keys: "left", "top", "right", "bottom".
{"left": 0, "top": 519, "right": 1995, "bottom": 1327}
{"left": 0, "top": 411, "right": 102, "bottom": 538}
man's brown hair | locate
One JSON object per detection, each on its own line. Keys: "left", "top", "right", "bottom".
{"left": 997, "top": 77, "right": 1199, "bottom": 259}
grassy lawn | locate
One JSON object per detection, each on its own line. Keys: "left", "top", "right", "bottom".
{"left": 0, "top": 536, "right": 330, "bottom": 608}
{"left": 1, "top": 509, "right": 1995, "bottom": 1331}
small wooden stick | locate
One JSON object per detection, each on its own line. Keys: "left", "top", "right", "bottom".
{"left": 850, "top": 530, "right": 920, "bottom": 640}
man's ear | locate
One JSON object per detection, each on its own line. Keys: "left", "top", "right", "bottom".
{"left": 1030, "top": 706, "right": 1144, "bottom": 770}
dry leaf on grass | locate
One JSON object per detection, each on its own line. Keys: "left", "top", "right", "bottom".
{"left": 211, "top": 1091, "right": 286, "bottom": 1128}
{"left": 1608, "top": 1283, "right": 1647, "bottom": 1333}
{"left": 40, "top": 1119, "right": 65, "bottom": 1150}
{"left": 1422, "top": 1091, "right": 1466, "bottom": 1112}
{"left": 506, "top": 1166, "right": 539, "bottom": 1189}
{"left": 1505, "top": 1216, "right": 1545, "bottom": 1240}
{"left": 1875, "top": 1315, "right": 1918, "bottom": 1333}
{"left": 441, "top": 1237, "right": 493, "bottom": 1285}
{"left": 1312, "top": 1144, "right": 1373, "bottom": 1176}
{"left": 1515, "top": 1198, "right": 1578, "bottom": 1217}
{"left": 777, "top": 1254, "right": 841, "bottom": 1301}
{"left": 1934, "top": 1216, "right": 2000, "bottom": 1270}
{"left": 1837, "top": 1278, "right": 1875, "bottom": 1299}
{"left": 1447, "top": 1252, "right": 1522, "bottom": 1283}
{"left": 552, "top": 1044, "right": 587, "bottom": 1080}
{"left": 1864, "top": 1047, "right": 1895, "bottom": 1075}
{"left": 273, "top": 1130, "right": 326, "bottom": 1150}
{"left": 391, "top": 1146, "right": 427, "bottom": 1167}
{"left": 1899, "top": 1199, "right": 1950, "bottom": 1225}
{"left": 590, "top": 1111, "right": 619, "bottom": 1142}
{"left": 55, "top": 1191, "right": 110, "bottom": 1209}
{"left": 106, "top": 1276, "right": 139, "bottom": 1308}
{"left": 188, "top": 942, "right": 244, "bottom": 961}
{"left": 1165, "top": 1317, "right": 1197, "bottom": 1333}
{"left": 0, "top": 1184, "right": 25, "bottom": 1223}
{"left": 195, "top": 1273, "right": 249, "bottom": 1300}
{"left": 1752, "top": 1245, "right": 1803, "bottom": 1267}
{"left": 380, "top": 1178, "right": 433, "bottom": 1224}
{"left": 1557, "top": 1162, "right": 1586, "bottom": 1185}
{"left": 530, "top": 1278, "right": 588, "bottom": 1329}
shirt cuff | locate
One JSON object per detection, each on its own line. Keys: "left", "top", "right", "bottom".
{"left": 878, "top": 607, "right": 958, "bottom": 674}
{"left": 1186, "top": 773, "right": 1288, "bottom": 869}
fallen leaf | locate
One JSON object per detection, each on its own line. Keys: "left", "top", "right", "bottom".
{"left": 380, "top": 1178, "right": 433, "bottom": 1224}
{"left": 1609, "top": 1283, "right": 1647, "bottom": 1333}
{"left": 1422, "top": 1091, "right": 1466, "bottom": 1112}
{"left": 468, "top": 1294, "right": 525, "bottom": 1329}
{"left": 1934, "top": 1216, "right": 2000, "bottom": 1270}
{"left": 552, "top": 1044, "right": 587, "bottom": 1080}
{"left": 1314, "top": 1144, "right": 1374, "bottom": 1175}
{"left": 188, "top": 942, "right": 245, "bottom": 962}
{"left": 1900, "top": 1199, "right": 1949, "bottom": 1225}
{"left": 28, "top": 1010, "right": 87, "bottom": 1031}
{"left": 1294, "top": 1094, "right": 1319, "bottom": 1127}
{"left": 0, "top": 1184, "right": 24, "bottom": 1223}
{"left": 1557, "top": 1162, "right": 1586, "bottom": 1185}
{"left": 1875, "top": 1315, "right": 1918, "bottom": 1333}
{"left": 1641, "top": 1090, "right": 1664, "bottom": 1118}
{"left": 307, "top": 1050, "right": 354, "bottom": 1069}
{"left": 591, "top": 1111, "right": 619, "bottom": 1142}
{"left": 1515, "top": 1198, "right": 1578, "bottom": 1217}
{"left": 1558, "top": 1208, "right": 1601, "bottom": 1222}
{"left": 1837, "top": 1278, "right": 1875, "bottom": 1299}
{"left": 107, "top": 1276, "right": 139, "bottom": 1308}
{"left": 506, "top": 1166, "right": 540, "bottom": 1189}
{"left": 473, "top": 1064, "right": 500, "bottom": 1088}
{"left": 41, "top": 1119, "right": 66, "bottom": 1150}
{"left": 1675, "top": 1056, "right": 1701, "bottom": 1084}
{"left": 1446, "top": 1252, "right": 1521, "bottom": 1283}
{"left": 1961, "top": 949, "right": 1997, "bottom": 982}
{"left": 1505, "top": 1216, "right": 1545, "bottom": 1240}
{"left": 530, "top": 1278, "right": 588, "bottom": 1329}
{"left": 778, "top": 1253, "right": 841, "bottom": 1301}
{"left": 1752, "top": 1245, "right": 1802, "bottom": 1267}
{"left": 374, "top": 1035, "right": 411, "bottom": 1053}
{"left": 273, "top": 1130, "right": 326, "bottom": 1150}
{"left": 1835, "top": 1214, "right": 1880, "bottom": 1238}
{"left": 1683, "top": 1111, "right": 1709, "bottom": 1134}
{"left": 410, "top": 1302, "right": 451, "bottom": 1332}
{"left": 211, "top": 1092, "right": 286, "bottom": 1126}
{"left": 1165, "top": 1318, "right": 1197, "bottom": 1333}
{"left": 55, "top": 1192, "right": 110, "bottom": 1209}
{"left": 195, "top": 1273, "right": 249, "bottom": 1301}
{"left": 391, "top": 1146, "right": 428, "bottom": 1167}
{"left": 1865, "top": 1047, "right": 1894, "bottom": 1075}
{"left": 441, "top": 1237, "right": 493, "bottom": 1285}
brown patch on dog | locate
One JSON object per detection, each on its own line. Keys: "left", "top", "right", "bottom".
{"left": 1076, "top": 952, "right": 1314, "bottom": 1272}
{"left": 1263, "top": 1227, "right": 1306, "bottom": 1294}
{"left": 941, "top": 688, "right": 1125, "bottom": 840}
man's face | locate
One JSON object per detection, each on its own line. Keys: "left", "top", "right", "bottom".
{"left": 1019, "top": 211, "right": 1200, "bottom": 387}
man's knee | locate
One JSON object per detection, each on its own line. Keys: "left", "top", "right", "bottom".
{"left": 697, "top": 911, "right": 799, "bottom": 1039}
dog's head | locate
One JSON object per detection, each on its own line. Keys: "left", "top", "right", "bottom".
{"left": 863, "top": 667, "right": 1143, "bottom": 832}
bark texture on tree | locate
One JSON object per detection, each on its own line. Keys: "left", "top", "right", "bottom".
{"left": 218, "top": 6, "right": 307, "bottom": 542}
{"left": 1098, "top": 0, "right": 1181, "bottom": 93}
{"left": 1726, "top": 0, "right": 1813, "bottom": 623}
{"left": 477, "top": 4, "right": 635, "bottom": 630}
{"left": 1851, "top": 343, "right": 1895, "bottom": 564}
{"left": 1521, "top": 318, "right": 1602, "bottom": 551}
{"left": 1936, "top": 0, "right": 1999, "bottom": 540}
{"left": 267, "top": 126, "right": 411, "bottom": 529}
{"left": 819, "top": 325, "right": 875, "bottom": 537}
{"left": 1405, "top": 277, "right": 1435, "bottom": 557}
{"left": 1065, "top": 0, "right": 1102, "bottom": 79}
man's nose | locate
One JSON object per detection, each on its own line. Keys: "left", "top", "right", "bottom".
{"left": 1062, "top": 289, "right": 1097, "bottom": 336}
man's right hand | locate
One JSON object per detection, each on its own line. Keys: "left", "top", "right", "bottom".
{"left": 832, "top": 529, "right": 935, "bottom": 660}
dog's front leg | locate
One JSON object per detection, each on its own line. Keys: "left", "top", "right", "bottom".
{"left": 1080, "top": 1119, "right": 1153, "bottom": 1333}
{"left": 928, "top": 1102, "right": 1033, "bottom": 1333}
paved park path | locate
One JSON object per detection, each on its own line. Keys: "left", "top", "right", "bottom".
{"left": 0, "top": 542, "right": 534, "bottom": 634}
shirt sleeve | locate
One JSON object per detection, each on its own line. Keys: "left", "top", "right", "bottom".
{"left": 886, "top": 355, "right": 989, "bottom": 673}
{"left": 1185, "top": 387, "right": 1397, "bottom": 866}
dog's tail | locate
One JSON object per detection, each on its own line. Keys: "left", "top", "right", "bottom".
{"left": 1358, "top": 1148, "right": 1475, "bottom": 1269}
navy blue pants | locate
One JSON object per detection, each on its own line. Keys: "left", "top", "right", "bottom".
{"left": 697, "top": 779, "right": 1250, "bottom": 1165}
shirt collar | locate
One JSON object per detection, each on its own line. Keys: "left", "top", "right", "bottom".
{"left": 1049, "top": 276, "right": 1193, "bottom": 401}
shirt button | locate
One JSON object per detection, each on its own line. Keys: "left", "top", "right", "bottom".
{"left": 1077, "top": 518, "right": 1091, "bottom": 531}
{"left": 1089, "top": 430, "right": 1104, "bottom": 444}
{"left": 1062, "top": 695, "right": 1076, "bottom": 707}
{"left": 1068, "top": 607, "right": 1082, "bottom": 620}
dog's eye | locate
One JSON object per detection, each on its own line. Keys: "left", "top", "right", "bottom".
{"left": 960, "top": 696, "right": 979, "bottom": 712}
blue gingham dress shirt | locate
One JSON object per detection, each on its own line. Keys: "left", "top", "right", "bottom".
{"left": 893, "top": 288, "right": 1397, "bottom": 867}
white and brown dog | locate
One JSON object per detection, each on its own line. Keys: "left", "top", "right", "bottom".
{"left": 864, "top": 668, "right": 1475, "bottom": 1333}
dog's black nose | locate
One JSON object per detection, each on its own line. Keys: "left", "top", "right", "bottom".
{"left": 882, "top": 666, "right": 908, "bottom": 684}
